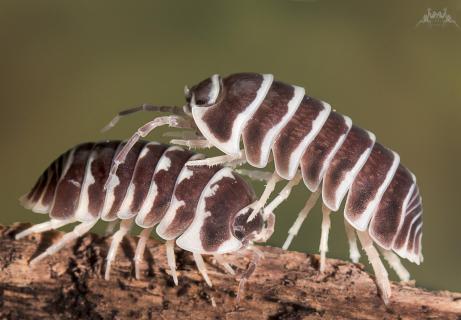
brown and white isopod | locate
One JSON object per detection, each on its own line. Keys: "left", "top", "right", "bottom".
{"left": 17, "top": 140, "right": 273, "bottom": 295}
{"left": 103, "top": 73, "right": 423, "bottom": 303}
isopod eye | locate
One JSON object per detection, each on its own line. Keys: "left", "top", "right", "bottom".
{"left": 231, "top": 206, "right": 264, "bottom": 243}
{"left": 187, "top": 74, "right": 222, "bottom": 107}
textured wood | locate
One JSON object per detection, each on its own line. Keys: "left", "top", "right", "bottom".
{"left": 0, "top": 223, "right": 460, "bottom": 320}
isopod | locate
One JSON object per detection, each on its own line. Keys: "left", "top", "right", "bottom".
{"left": 103, "top": 73, "right": 423, "bottom": 303}
{"left": 17, "top": 140, "right": 273, "bottom": 294}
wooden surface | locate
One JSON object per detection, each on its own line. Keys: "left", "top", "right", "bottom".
{"left": 0, "top": 223, "right": 460, "bottom": 320}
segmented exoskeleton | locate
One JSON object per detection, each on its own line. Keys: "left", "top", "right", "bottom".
{"left": 103, "top": 73, "right": 423, "bottom": 303}
{"left": 17, "top": 140, "right": 273, "bottom": 293}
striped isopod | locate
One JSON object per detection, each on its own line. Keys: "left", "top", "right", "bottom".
{"left": 17, "top": 140, "right": 273, "bottom": 293}
{"left": 103, "top": 72, "right": 423, "bottom": 303}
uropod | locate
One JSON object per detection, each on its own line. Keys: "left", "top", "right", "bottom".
{"left": 17, "top": 140, "right": 274, "bottom": 297}
{"left": 103, "top": 73, "right": 423, "bottom": 303}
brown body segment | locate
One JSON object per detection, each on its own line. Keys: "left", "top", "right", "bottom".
{"left": 345, "top": 143, "right": 397, "bottom": 227}
{"left": 272, "top": 96, "right": 325, "bottom": 178}
{"left": 160, "top": 165, "right": 223, "bottom": 239}
{"left": 199, "top": 73, "right": 263, "bottom": 142}
{"left": 139, "top": 148, "right": 194, "bottom": 227}
{"left": 200, "top": 173, "right": 256, "bottom": 252}
{"left": 50, "top": 143, "right": 94, "bottom": 220}
{"left": 242, "top": 81, "right": 294, "bottom": 167}
{"left": 322, "top": 126, "right": 375, "bottom": 211}
{"left": 369, "top": 164, "right": 415, "bottom": 249}
{"left": 300, "top": 111, "right": 351, "bottom": 192}
{"left": 40, "top": 153, "right": 67, "bottom": 210}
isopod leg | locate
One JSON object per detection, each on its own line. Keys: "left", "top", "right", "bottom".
{"left": 246, "top": 171, "right": 282, "bottom": 222}
{"left": 104, "top": 115, "right": 192, "bottom": 190}
{"left": 101, "top": 104, "right": 184, "bottom": 132}
{"left": 378, "top": 247, "right": 410, "bottom": 282}
{"left": 193, "top": 252, "right": 212, "bottom": 287}
{"left": 29, "top": 220, "right": 98, "bottom": 266}
{"left": 356, "top": 230, "right": 391, "bottom": 304}
{"left": 170, "top": 138, "right": 214, "bottom": 149}
{"left": 344, "top": 218, "right": 361, "bottom": 263}
{"left": 235, "top": 169, "right": 274, "bottom": 182}
{"left": 237, "top": 246, "right": 263, "bottom": 304}
{"left": 15, "top": 218, "right": 74, "bottom": 240}
{"left": 263, "top": 173, "right": 303, "bottom": 215}
{"left": 319, "top": 204, "right": 331, "bottom": 272}
{"left": 133, "top": 227, "right": 153, "bottom": 280}
{"left": 282, "top": 190, "right": 321, "bottom": 250}
{"left": 165, "top": 239, "right": 179, "bottom": 285}
{"left": 213, "top": 254, "right": 235, "bottom": 275}
{"left": 186, "top": 150, "right": 246, "bottom": 168}
{"left": 104, "top": 218, "right": 134, "bottom": 280}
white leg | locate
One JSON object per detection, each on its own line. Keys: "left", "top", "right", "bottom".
{"left": 104, "top": 115, "right": 192, "bottom": 190}
{"left": 15, "top": 219, "right": 74, "bottom": 240}
{"left": 170, "top": 139, "right": 213, "bottom": 149}
{"left": 29, "top": 220, "right": 97, "bottom": 266}
{"left": 101, "top": 104, "right": 184, "bottom": 132}
{"left": 193, "top": 252, "right": 212, "bottom": 287}
{"left": 319, "top": 204, "right": 331, "bottom": 273}
{"left": 186, "top": 150, "right": 245, "bottom": 168}
{"left": 104, "top": 218, "right": 134, "bottom": 280}
{"left": 104, "top": 220, "right": 118, "bottom": 236}
{"left": 263, "top": 173, "right": 303, "bottom": 216}
{"left": 379, "top": 247, "right": 410, "bottom": 282}
{"left": 235, "top": 169, "right": 274, "bottom": 182}
{"left": 246, "top": 171, "right": 282, "bottom": 222}
{"left": 134, "top": 227, "right": 153, "bottom": 280}
{"left": 237, "top": 246, "right": 263, "bottom": 304}
{"left": 213, "top": 254, "right": 235, "bottom": 275}
{"left": 344, "top": 218, "right": 361, "bottom": 263}
{"left": 163, "top": 130, "right": 202, "bottom": 139}
{"left": 282, "top": 190, "right": 321, "bottom": 250}
{"left": 165, "top": 240, "right": 179, "bottom": 285}
{"left": 357, "top": 230, "right": 391, "bottom": 304}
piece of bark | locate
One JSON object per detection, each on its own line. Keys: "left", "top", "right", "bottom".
{"left": 0, "top": 224, "right": 459, "bottom": 320}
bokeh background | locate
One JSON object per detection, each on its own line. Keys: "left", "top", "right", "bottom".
{"left": 1, "top": 0, "right": 460, "bottom": 292}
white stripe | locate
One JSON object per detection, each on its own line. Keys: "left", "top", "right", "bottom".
{"left": 208, "top": 74, "right": 220, "bottom": 104}
{"left": 305, "top": 115, "right": 352, "bottom": 192}
{"left": 248, "top": 85, "right": 305, "bottom": 168}
{"left": 346, "top": 151, "right": 400, "bottom": 231}
{"left": 32, "top": 166, "right": 54, "bottom": 214}
{"left": 176, "top": 167, "right": 242, "bottom": 254}
{"left": 279, "top": 101, "right": 331, "bottom": 180}
{"left": 192, "top": 74, "right": 274, "bottom": 156}
{"left": 156, "top": 153, "right": 204, "bottom": 239}
{"left": 74, "top": 150, "right": 97, "bottom": 222}
{"left": 323, "top": 130, "right": 375, "bottom": 211}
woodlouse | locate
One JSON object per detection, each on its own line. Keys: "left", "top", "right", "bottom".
{"left": 17, "top": 140, "right": 273, "bottom": 293}
{"left": 103, "top": 73, "right": 423, "bottom": 303}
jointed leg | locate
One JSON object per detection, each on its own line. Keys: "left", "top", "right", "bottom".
{"left": 319, "top": 204, "right": 331, "bottom": 272}
{"left": 236, "top": 169, "right": 274, "bottom": 182}
{"left": 237, "top": 246, "right": 263, "bottom": 304}
{"left": 15, "top": 218, "right": 74, "bottom": 240}
{"left": 186, "top": 150, "right": 246, "bottom": 168}
{"left": 134, "top": 227, "right": 153, "bottom": 280}
{"left": 263, "top": 173, "right": 303, "bottom": 215}
{"left": 104, "top": 218, "right": 134, "bottom": 280}
{"left": 29, "top": 220, "right": 98, "bottom": 266}
{"left": 104, "top": 115, "right": 192, "bottom": 190}
{"left": 101, "top": 104, "right": 184, "bottom": 132}
{"left": 170, "top": 138, "right": 214, "bottom": 149}
{"left": 193, "top": 252, "right": 212, "bottom": 287}
{"left": 344, "top": 218, "right": 361, "bottom": 263}
{"left": 282, "top": 190, "right": 321, "bottom": 250}
{"left": 357, "top": 230, "right": 391, "bottom": 304}
{"left": 165, "top": 240, "right": 179, "bottom": 285}
{"left": 246, "top": 171, "right": 282, "bottom": 222}
{"left": 378, "top": 247, "right": 410, "bottom": 282}
{"left": 213, "top": 254, "right": 235, "bottom": 275}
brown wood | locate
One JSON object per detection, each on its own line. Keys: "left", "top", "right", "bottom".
{"left": 0, "top": 223, "right": 460, "bottom": 320}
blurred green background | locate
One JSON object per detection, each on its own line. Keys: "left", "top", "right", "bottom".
{"left": 1, "top": 0, "right": 460, "bottom": 292}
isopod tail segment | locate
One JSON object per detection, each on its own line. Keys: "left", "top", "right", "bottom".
{"left": 17, "top": 140, "right": 273, "bottom": 296}
{"left": 103, "top": 72, "right": 423, "bottom": 304}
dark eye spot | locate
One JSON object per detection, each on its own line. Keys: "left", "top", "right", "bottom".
{"left": 195, "top": 98, "right": 208, "bottom": 105}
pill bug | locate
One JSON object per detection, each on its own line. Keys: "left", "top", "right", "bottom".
{"left": 103, "top": 72, "right": 423, "bottom": 303}
{"left": 17, "top": 140, "right": 273, "bottom": 293}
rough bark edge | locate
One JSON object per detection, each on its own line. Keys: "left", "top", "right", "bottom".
{"left": 0, "top": 223, "right": 460, "bottom": 320}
